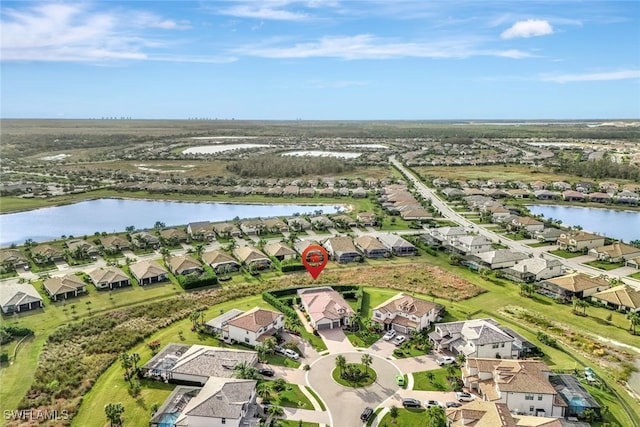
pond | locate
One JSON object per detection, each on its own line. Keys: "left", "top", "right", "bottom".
{"left": 527, "top": 205, "right": 640, "bottom": 241}
{"left": 182, "top": 144, "right": 271, "bottom": 154}
{"left": 0, "top": 199, "right": 342, "bottom": 247}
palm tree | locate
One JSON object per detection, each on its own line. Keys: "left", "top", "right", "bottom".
{"left": 361, "top": 353, "right": 373, "bottom": 374}
{"left": 628, "top": 312, "right": 640, "bottom": 335}
{"left": 189, "top": 311, "right": 201, "bottom": 329}
{"left": 263, "top": 336, "right": 277, "bottom": 355}
{"left": 335, "top": 355, "right": 346, "bottom": 375}
{"left": 233, "top": 361, "right": 259, "bottom": 379}
{"left": 120, "top": 353, "right": 132, "bottom": 379}
{"left": 456, "top": 353, "right": 466, "bottom": 366}
{"left": 104, "top": 402, "right": 125, "bottom": 426}
{"left": 389, "top": 405, "right": 399, "bottom": 424}
{"left": 130, "top": 353, "right": 140, "bottom": 371}
{"left": 256, "top": 344, "right": 268, "bottom": 362}
{"left": 256, "top": 382, "right": 273, "bottom": 403}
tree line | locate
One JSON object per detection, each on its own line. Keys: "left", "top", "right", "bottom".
{"left": 226, "top": 155, "right": 354, "bottom": 178}
{"left": 555, "top": 157, "right": 640, "bottom": 181}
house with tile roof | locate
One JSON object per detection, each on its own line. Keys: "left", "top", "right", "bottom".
{"left": 187, "top": 221, "right": 216, "bottom": 241}
{"left": 502, "top": 257, "right": 563, "bottom": 283}
{"left": 451, "top": 234, "right": 493, "bottom": 256}
{"left": 556, "top": 231, "right": 605, "bottom": 252}
{"left": 129, "top": 260, "right": 169, "bottom": 285}
{"left": 467, "top": 250, "right": 529, "bottom": 270}
{"left": 588, "top": 242, "right": 640, "bottom": 263}
{"left": 537, "top": 273, "right": 609, "bottom": 302}
{"left": 378, "top": 234, "right": 417, "bottom": 256}
{"left": 130, "top": 231, "right": 160, "bottom": 249}
{"left": 168, "top": 254, "right": 204, "bottom": 276}
{"left": 43, "top": 274, "right": 87, "bottom": 301}
{"left": 354, "top": 235, "right": 390, "bottom": 258}
{"left": 202, "top": 250, "right": 240, "bottom": 274}
{"left": 462, "top": 358, "right": 566, "bottom": 418}
{"left": 100, "top": 235, "right": 130, "bottom": 252}
{"left": 297, "top": 287, "right": 355, "bottom": 330}
{"left": 286, "top": 216, "right": 312, "bottom": 231}
{"left": 30, "top": 244, "right": 65, "bottom": 263}
{"left": 150, "top": 377, "right": 258, "bottom": 427}
{"left": 322, "top": 236, "right": 362, "bottom": 263}
{"left": 212, "top": 222, "right": 242, "bottom": 238}
{"left": 0, "top": 249, "right": 29, "bottom": 270}
{"left": 263, "top": 242, "right": 297, "bottom": 261}
{"left": 65, "top": 239, "right": 100, "bottom": 256}
{"left": 233, "top": 246, "right": 272, "bottom": 271}
{"left": 429, "top": 319, "right": 517, "bottom": 359}
{"left": 372, "top": 293, "right": 442, "bottom": 334}
{"left": 159, "top": 227, "right": 189, "bottom": 243}
{"left": 511, "top": 216, "right": 545, "bottom": 234}
{"left": 225, "top": 307, "right": 284, "bottom": 347}
{"left": 445, "top": 400, "right": 565, "bottom": 427}
{"left": 0, "top": 282, "right": 43, "bottom": 314}
{"left": 263, "top": 218, "right": 289, "bottom": 234}
{"left": 88, "top": 266, "right": 131, "bottom": 290}
{"left": 533, "top": 228, "right": 563, "bottom": 243}
{"left": 591, "top": 285, "right": 640, "bottom": 313}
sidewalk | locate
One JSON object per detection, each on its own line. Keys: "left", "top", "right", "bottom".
{"left": 294, "top": 306, "right": 315, "bottom": 334}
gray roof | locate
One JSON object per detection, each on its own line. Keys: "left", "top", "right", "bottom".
{"left": 0, "top": 282, "right": 42, "bottom": 308}
{"left": 205, "top": 309, "right": 245, "bottom": 331}
{"left": 178, "top": 377, "right": 256, "bottom": 421}
{"left": 172, "top": 345, "right": 257, "bottom": 379}
{"left": 475, "top": 250, "right": 528, "bottom": 264}
{"left": 510, "top": 257, "right": 562, "bottom": 274}
{"left": 436, "top": 318, "right": 513, "bottom": 345}
{"left": 377, "top": 233, "right": 415, "bottom": 250}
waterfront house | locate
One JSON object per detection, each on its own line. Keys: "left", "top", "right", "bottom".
{"left": 537, "top": 273, "right": 608, "bottom": 302}
{"left": 588, "top": 243, "right": 640, "bottom": 263}
{"left": 592, "top": 285, "right": 640, "bottom": 313}
{"left": 556, "top": 231, "right": 605, "bottom": 252}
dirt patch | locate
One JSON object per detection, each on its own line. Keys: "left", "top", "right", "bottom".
{"left": 275, "top": 263, "right": 484, "bottom": 301}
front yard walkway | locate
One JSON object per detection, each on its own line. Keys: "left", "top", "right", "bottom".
{"left": 293, "top": 307, "right": 315, "bottom": 334}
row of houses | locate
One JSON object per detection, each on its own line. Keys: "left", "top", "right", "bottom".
{"left": 378, "top": 184, "right": 434, "bottom": 221}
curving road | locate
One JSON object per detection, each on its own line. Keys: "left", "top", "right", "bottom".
{"left": 389, "top": 156, "right": 640, "bottom": 290}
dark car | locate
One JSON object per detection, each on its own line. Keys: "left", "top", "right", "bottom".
{"left": 446, "top": 401, "right": 462, "bottom": 408}
{"left": 402, "top": 398, "right": 421, "bottom": 408}
{"left": 360, "top": 407, "right": 373, "bottom": 422}
{"left": 259, "top": 368, "right": 275, "bottom": 377}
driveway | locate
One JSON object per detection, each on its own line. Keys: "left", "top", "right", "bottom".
{"left": 307, "top": 352, "right": 402, "bottom": 427}
{"left": 393, "top": 354, "right": 440, "bottom": 374}
{"left": 317, "top": 328, "right": 355, "bottom": 354}
{"left": 282, "top": 407, "right": 331, "bottom": 425}
{"left": 366, "top": 338, "right": 397, "bottom": 358}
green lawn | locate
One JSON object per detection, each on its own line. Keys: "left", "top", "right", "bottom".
{"left": 502, "top": 233, "right": 527, "bottom": 241}
{"left": 264, "top": 353, "right": 301, "bottom": 368}
{"left": 262, "top": 381, "right": 314, "bottom": 410}
{"left": 412, "top": 367, "right": 461, "bottom": 391}
{"left": 629, "top": 271, "right": 640, "bottom": 280}
{"left": 526, "top": 241, "right": 552, "bottom": 247}
{"left": 345, "top": 330, "right": 382, "bottom": 348}
{"left": 304, "top": 386, "right": 327, "bottom": 411}
{"left": 331, "top": 365, "right": 377, "bottom": 388}
{"left": 549, "top": 249, "right": 586, "bottom": 258}
{"left": 583, "top": 260, "right": 626, "bottom": 271}
{"left": 280, "top": 421, "right": 319, "bottom": 427}
{"left": 379, "top": 408, "right": 429, "bottom": 426}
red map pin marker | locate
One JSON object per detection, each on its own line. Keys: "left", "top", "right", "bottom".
{"left": 301, "top": 244, "right": 329, "bottom": 280}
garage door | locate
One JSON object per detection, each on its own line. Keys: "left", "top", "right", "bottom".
{"left": 393, "top": 325, "right": 407, "bottom": 334}
{"left": 317, "top": 322, "right": 332, "bottom": 330}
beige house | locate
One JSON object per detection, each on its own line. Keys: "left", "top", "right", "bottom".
{"left": 202, "top": 250, "right": 240, "bottom": 273}
{"left": 372, "top": 293, "right": 442, "bottom": 334}
{"left": 129, "top": 260, "right": 169, "bottom": 285}
{"left": 592, "top": 285, "right": 640, "bottom": 313}
{"left": 537, "top": 273, "right": 609, "bottom": 302}
{"left": 323, "top": 236, "right": 362, "bottom": 263}
{"left": 167, "top": 254, "right": 203, "bottom": 276}
{"left": 297, "top": 287, "right": 355, "bottom": 330}
{"left": 588, "top": 243, "right": 640, "bottom": 262}
{"left": 263, "top": 242, "right": 296, "bottom": 261}
{"left": 31, "top": 244, "right": 65, "bottom": 263}
{"left": 100, "top": 235, "right": 130, "bottom": 252}
{"left": 233, "top": 246, "right": 271, "bottom": 270}
{"left": 43, "top": 274, "right": 87, "bottom": 301}
{"left": 556, "top": 231, "right": 605, "bottom": 252}
{"left": 88, "top": 266, "right": 131, "bottom": 289}
{"left": 225, "top": 307, "right": 284, "bottom": 347}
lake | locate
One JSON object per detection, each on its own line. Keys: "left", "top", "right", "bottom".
{"left": 527, "top": 205, "right": 640, "bottom": 241}
{"left": 0, "top": 199, "right": 341, "bottom": 247}
{"left": 281, "top": 150, "right": 362, "bottom": 158}
{"left": 182, "top": 144, "right": 270, "bottom": 154}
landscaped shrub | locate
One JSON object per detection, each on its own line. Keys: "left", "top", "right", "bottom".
{"left": 0, "top": 352, "right": 9, "bottom": 363}
{"left": 177, "top": 271, "right": 218, "bottom": 290}
{"left": 0, "top": 325, "right": 34, "bottom": 344}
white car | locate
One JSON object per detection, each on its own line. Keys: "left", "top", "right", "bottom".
{"left": 392, "top": 335, "right": 406, "bottom": 346}
{"left": 284, "top": 349, "right": 299, "bottom": 360}
{"left": 436, "top": 356, "right": 456, "bottom": 366}
{"left": 456, "top": 392, "right": 474, "bottom": 402}
{"left": 424, "top": 400, "right": 444, "bottom": 409}
{"left": 383, "top": 330, "right": 397, "bottom": 341}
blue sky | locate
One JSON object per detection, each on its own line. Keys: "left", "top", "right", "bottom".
{"left": 1, "top": 1, "right": 639, "bottom": 120}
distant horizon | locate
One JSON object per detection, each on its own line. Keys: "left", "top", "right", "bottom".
{"left": 1, "top": 117, "right": 638, "bottom": 122}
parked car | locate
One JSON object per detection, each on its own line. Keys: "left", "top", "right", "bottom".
{"left": 436, "top": 356, "right": 455, "bottom": 366}
{"left": 424, "top": 400, "right": 443, "bottom": 409}
{"left": 402, "top": 398, "right": 421, "bottom": 408}
{"left": 456, "top": 391, "right": 474, "bottom": 402}
{"left": 395, "top": 375, "right": 405, "bottom": 386}
{"left": 259, "top": 368, "right": 275, "bottom": 377}
{"left": 284, "top": 349, "right": 299, "bottom": 360}
{"left": 446, "top": 401, "right": 462, "bottom": 408}
{"left": 274, "top": 345, "right": 285, "bottom": 354}
{"left": 360, "top": 407, "right": 373, "bottom": 422}
{"left": 383, "top": 329, "right": 397, "bottom": 341}
{"left": 392, "top": 335, "right": 406, "bottom": 346}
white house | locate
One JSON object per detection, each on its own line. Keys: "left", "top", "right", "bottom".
{"left": 371, "top": 293, "right": 442, "bottom": 334}
{"left": 225, "top": 307, "right": 284, "bottom": 347}
{"left": 462, "top": 358, "right": 565, "bottom": 418}
{"left": 0, "top": 282, "right": 43, "bottom": 314}
{"left": 503, "top": 257, "right": 563, "bottom": 283}
{"left": 297, "top": 287, "right": 354, "bottom": 330}
{"left": 452, "top": 235, "right": 493, "bottom": 255}
{"left": 470, "top": 249, "right": 529, "bottom": 270}
{"left": 429, "top": 318, "right": 517, "bottom": 359}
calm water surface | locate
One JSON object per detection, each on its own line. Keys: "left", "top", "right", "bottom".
{"left": 0, "top": 199, "right": 341, "bottom": 247}
{"left": 527, "top": 205, "right": 640, "bottom": 241}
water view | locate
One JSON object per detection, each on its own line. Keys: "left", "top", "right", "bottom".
{"left": 281, "top": 150, "right": 362, "bottom": 158}
{"left": 527, "top": 205, "right": 640, "bottom": 241}
{"left": 182, "top": 144, "right": 271, "bottom": 154}
{"left": 0, "top": 199, "right": 341, "bottom": 247}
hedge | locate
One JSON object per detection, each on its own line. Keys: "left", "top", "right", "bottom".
{"left": 176, "top": 272, "right": 219, "bottom": 290}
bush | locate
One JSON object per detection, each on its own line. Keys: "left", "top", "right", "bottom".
{"left": 0, "top": 352, "right": 9, "bottom": 363}
{"left": 0, "top": 325, "right": 34, "bottom": 344}
{"left": 177, "top": 271, "right": 218, "bottom": 290}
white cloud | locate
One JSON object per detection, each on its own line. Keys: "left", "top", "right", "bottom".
{"left": 541, "top": 70, "right": 640, "bottom": 83}
{"left": 501, "top": 19, "right": 553, "bottom": 39}
{"left": 217, "top": 1, "right": 308, "bottom": 21}
{"left": 234, "top": 34, "right": 531, "bottom": 60}
{"left": 0, "top": 3, "right": 227, "bottom": 63}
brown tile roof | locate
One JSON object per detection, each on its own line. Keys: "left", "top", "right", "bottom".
{"left": 129, "top": 260, "right": 167, "bottom": 279}
{"left": 233, "top": 246, "right": 269, "bottom": 264}
{"left": 593, "top": 285, "right": 640, "bottom": 309}
{"left": 202, "top": 250, "right": 238, "bottom": 267}
{"left": 43, "top": 274, "right": 85, "bottom": 295}
{"left": 168, "top": 255, "right": 202, "bottom": 273}
{"left": 374, "top": 293, "right": 439, "bottom": 317}
{"left": 263, "top": 242, "right": 296, "bottom": 258}
{"left": 468, "top": 358, "right": 556, "bottom": 395}
{"left": 354, "top": 235, "right": 387, "bottom": 252}
{"left": 88, "top": 266, "right": 129, "bottom": 285}
{"left": 594, "top": 242, "right": 640, "bottom": 258}
{"left": 558, "top": 231, "right": 603, "bottom": 243}
{"left": 544, "top": 273, "right": 609, "bottom": 292}
{"left": 227, "top": 307, "right": 282, "bottom": 332}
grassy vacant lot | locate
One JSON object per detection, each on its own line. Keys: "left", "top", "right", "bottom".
{"left": 414, "top": 164, "right": 577, "bottom": 184}
{"left": 261, "top": 380, "right": 314, "bottom": 410}
{"left": 412, "top": 367, "right": 461, "bottom": 391}
{"left": 584, "top": 260, "right": 626, "bottom": 271}
{"left": 549, "top": 249, "right": 587, "bottom": 258}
